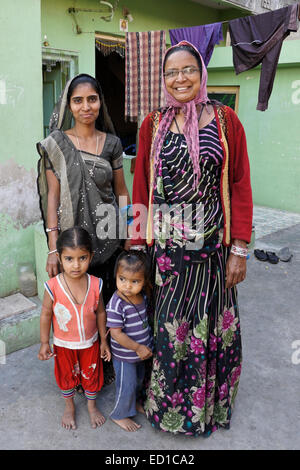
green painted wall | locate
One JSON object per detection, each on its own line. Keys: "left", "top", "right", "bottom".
{"left": 0, "top": 0, "right": 43, "bottom": 297}
{"left": 0, "top": 0, "right": 43, "bottom": 169}
{"left": 208, "top": 41, "right": 300, "bottom": 213}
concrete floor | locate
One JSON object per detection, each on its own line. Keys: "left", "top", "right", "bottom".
{"left": 0, "top": 211, "right": 300, "bottom": 451}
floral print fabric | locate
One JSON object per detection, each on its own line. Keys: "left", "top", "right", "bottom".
{"left": 144, "top": 117, "right": 242, "bottom": 436}
{"left": 145, "top": 247, "right": 242, "bottom": 436}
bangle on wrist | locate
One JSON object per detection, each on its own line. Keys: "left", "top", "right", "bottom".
{"left": 48, "top": 249, "right": 58, "bottom": 255}
{"left": 46, "top": 226, "right": 59, "bottom": 233}
{"left": 131, "top": 245, "right": 146, "bottom": 252}
{"left": 230, "top": 244, "right": 248, "bottom": 258}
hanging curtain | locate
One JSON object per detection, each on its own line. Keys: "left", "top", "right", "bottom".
{"left": 125, "top": 30, "right": 166, "bottom": 122}
{"left": 95, "top": 38, "right": 125, "bottom": 58}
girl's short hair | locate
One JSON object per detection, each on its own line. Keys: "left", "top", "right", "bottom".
{"left": 114, "top": 250, "right": 151, "bottom": 282}
{"left": 56, "top": 226, "right": 93, "bottom": 255}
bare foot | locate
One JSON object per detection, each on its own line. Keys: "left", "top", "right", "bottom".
{"left": 62, "top": 399, "right": 76, "bottom": 430}
{"left": 111, "top": 417, "right": 141, "bottom": 432}
{"left": 136, "top": 402, "right": 146, "bottom": 415}
{"left": 87, "top": 400, "right": 106, "bottom": 429}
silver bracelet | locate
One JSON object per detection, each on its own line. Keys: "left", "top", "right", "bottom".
{"left": 231, "top": 245, "right": 248, "bottom": 258}
{"left": 130, "top": 245, "right": 147, "bottom": 252}
{"left": 48, "top": 249, "right": 58, "bottom": 255}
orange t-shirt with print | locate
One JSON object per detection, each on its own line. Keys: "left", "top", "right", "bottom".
{"left": 45, "top": 274, "right": 102, "bottom": 350}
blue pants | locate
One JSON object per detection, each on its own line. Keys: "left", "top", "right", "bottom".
{"left": 110, "top": 359, "right": 145, "bottom": 420}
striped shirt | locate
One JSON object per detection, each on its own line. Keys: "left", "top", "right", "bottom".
{"left": 106, "top": 292, "right": 152, "bottom": 363}
{"left": 161, "top": 118, "right": 224, "bottom": 252}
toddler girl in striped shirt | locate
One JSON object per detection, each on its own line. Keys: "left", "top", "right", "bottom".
{"left": 106, "top": 250, "right": 153, "bottom": 432}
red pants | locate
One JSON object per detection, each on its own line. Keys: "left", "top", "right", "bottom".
{"left": 53, "top": 339, "right": 103, "bottom": 399}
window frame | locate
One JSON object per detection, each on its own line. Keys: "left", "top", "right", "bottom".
{"left": 207, "top": 85, "right": 240, "bottom": 113}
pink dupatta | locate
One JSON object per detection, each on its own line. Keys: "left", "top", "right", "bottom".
{"left": 151, "top": 40, "right": 210, "bottom": 189}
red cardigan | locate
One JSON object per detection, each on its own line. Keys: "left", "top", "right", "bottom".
{"left": 131, "top": 104, "right": 253, "bottom": 246}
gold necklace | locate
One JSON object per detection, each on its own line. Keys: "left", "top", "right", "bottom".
{"left": 74, "top": 131, "right": 99, "bottom": 177}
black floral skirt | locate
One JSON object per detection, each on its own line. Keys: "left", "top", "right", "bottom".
{"left": 145, "top": 246, "right": 242, "bottom": 437}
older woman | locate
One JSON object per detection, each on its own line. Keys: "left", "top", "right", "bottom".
{"left": 37, "top": 73, "right": 131, "bottom": 384}
{"left": 131, "top": 41, "right": 252, "bottom": 436}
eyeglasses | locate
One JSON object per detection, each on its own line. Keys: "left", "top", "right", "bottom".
{"left": 163, "top": 66, "right": 200, "bottom": 80}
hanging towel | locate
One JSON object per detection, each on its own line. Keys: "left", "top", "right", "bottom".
{"left": 125, "top": 31, "right": 166, "bottom": 122}
{"left": 169, "top": 23, "right": 223, "bottom": 66}
{"left": 229, "top": 4, "right": 299, "bottom": 111}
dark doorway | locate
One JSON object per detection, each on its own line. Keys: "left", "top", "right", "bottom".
{"left": 95, "top": 48, "right": 137, "bottom": 156}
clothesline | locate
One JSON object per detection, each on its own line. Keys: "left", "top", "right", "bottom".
{"left": 96, "top": 2, "right": 300, "bottom": 52}
{"left": 195, "top": 2, "right": 300, "bottom": 24}
{"left": 123, "top": 3, "right": 299, "bottom": 120}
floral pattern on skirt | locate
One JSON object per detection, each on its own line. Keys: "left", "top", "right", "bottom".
{"left": 145, "top": 246, "right": 242, "bottom": 437}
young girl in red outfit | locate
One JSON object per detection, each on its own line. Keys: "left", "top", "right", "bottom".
{"left": 38, "top": 226, "right": 111, "bottom": 430}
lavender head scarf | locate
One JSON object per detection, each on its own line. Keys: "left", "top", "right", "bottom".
{"left": 152, "top": 41, "right": 209, "bottom": 189}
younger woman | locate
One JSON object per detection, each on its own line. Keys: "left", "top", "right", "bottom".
{"left": 37, "top": 73, "right": 131, "bottom": 386}
{"left": 106, "top": 251, "right": 153, "bottom": 432}
{"left": 38, "top": 226, "right": 111, "bottom": 430}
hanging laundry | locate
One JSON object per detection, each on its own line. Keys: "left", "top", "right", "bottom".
{"left": 229, "top": 4, "right": 299, "bottom": 111}
{"left": 169, "top": 23, "right": 223, "bottom": 66}
{"left": 125, "top": 31, "right": 166, "bottom": 122}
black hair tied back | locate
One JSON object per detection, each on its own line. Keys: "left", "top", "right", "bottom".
{"left": 56, "top": 226, "right": 93, "bottom": 255}
{"left": 67, "top": 74, "right": 103, "bottom": 105}
{"left": 66, "top": 74, "right": 110, "bottom": 132}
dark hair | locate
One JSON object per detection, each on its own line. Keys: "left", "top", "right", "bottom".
{"left": 67, "top": 74, "right": 102, "bottom": 105}
{"left": 114, "top": 250, "right": 152, "bottom": 296}
{"left": 67, "top": 74, "right": 106, "bottom": 131}
{"left": 56, "top": 226, "right": 93, "bottom": 255}
{"left": 163, "top": 44, "right": 202, "bottom": 74}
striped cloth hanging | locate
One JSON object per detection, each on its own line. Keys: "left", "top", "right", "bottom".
{"left": 125, "top": 30, "right": 166, "bottom": 122}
